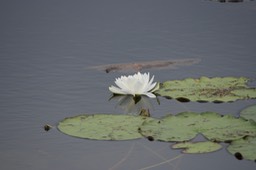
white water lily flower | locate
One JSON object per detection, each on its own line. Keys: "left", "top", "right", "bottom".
{"left": 109, "top": 72, "right": 159, "bottom": 98}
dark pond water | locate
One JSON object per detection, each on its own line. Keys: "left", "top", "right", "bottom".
{"left": 1, "top": 0, "right": 256, "bottom": 170}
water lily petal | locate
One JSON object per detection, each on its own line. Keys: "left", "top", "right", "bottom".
{"left": 115, "top": 79, "right": 129, "bottom": 91}
{"left": 143, "top": 75, "right": 156, "bottom": 92}
{"left": 109, "top": 86, "right": 127, "bottom": 94}
{"left": 148, "top": 74, "right": 154, "bottom": 85}
{"left": 133, "top": 79, "right": 145, "bottom": 95}
{"left": 150, "top": 82, "right": 160, "bottom": 92}
{"left": 140, "top": 72, "right": 150, "bottom": 92}
{"left": 144, "top": 92, "right": 156, "bottom": 98}
{"left": 145, "top": 82, "right": 157, "bottom": 92}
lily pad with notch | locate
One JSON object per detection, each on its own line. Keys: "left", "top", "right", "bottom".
{"left": 155, "top": 77, "right": 256, "bottom": 103}
{"left": 139, "top": 112, "right": 256, "bottom": 142}
{"left": 58, "top": 114, "right": 156, "bottom": 141}
{"left": 227, "top": 136, "right": 256, "bottom": 161}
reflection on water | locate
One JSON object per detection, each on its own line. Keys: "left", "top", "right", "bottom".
{"left": 110, "top": 95, "right": 155, "bottom": 116}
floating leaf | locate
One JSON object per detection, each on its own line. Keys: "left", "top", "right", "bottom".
{"left": 198, "top": 112, "right": 256, "bottom": 142}
{"left": 155, "top": 77, "right": 256, "bottom": 102}
{"left": 139, "top": 112, "right": 256, "bottom": 142}
{"left": 58, "top": 114, "right": 155, "bottom": 140}
{"left": 227, "top": 136, "right": 256, "bottom": 161}
{"left": 172, "top": 141, "right": 222, "bottom": 154}
{"left": 139, "top": 112, "right": 199, "bottom": 142}
{"left": 240, "top": 104, "right": 256, "bottom": 122}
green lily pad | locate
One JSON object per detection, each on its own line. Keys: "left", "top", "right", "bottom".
{"left": 172, "top": 141, "right": 222, "bottom": 154}
{"left": 58, "top": 114, "right": 155, "bottom": 140}
{"left": 139, "top": 112, "right": 199, "bottom": 142}
{"left": 198, "top": 112, "right": 256, "bottom": 142}
{"left": 155, "top": 77, "right": 256, "bottom": 102}
{"left": 227, "top": 136, "right": 256, "bottom": 161}
{"left": 240, "top": 105, "right": 256, "bottom": 122}
{"left": 139, "top": 112, "right": 256, "bottom": 142}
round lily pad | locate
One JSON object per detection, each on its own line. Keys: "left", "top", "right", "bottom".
{"left": 172, "top": 141, "right": 222, "bottom": 154}
{"left": 58, "top": 114, "right": 155, "bottom": 140}
{"left": 227, "top": 136, "right": 256, "bottom": 161}
{"left": 155, "top": 77, "right": 256, "bottom": 102}
{"left": 240, "top": 104, "right": 256, "bottom": 122}
{"left": 139, "top": 112, "right": 256, "bottom": 142}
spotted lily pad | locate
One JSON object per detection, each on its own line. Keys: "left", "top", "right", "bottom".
{"left": 139, "top": 112, "right": 199, "bottom": 142}
{"left": 240, "top": 104, "right": 256, "bottom": 122}
{"left": 227, "top": 136, "right": 256, "bottom": 161}
{"left": 155, "top": 77, "right": 256, "bottom": 102}
{"left": 198, "top": 112, "right": 256, "bottom": 142}
{"left": 172, "top": 141, "right": 222, "bottom": 154}
{"left": 139, "top": 112, "right": 256, "bottom": 142}
{"left": 58, "top": 114, "right": 155, "bottom": 140}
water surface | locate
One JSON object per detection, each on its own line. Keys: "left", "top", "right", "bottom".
{"left": 0, "top": 1, "right": 256, "bottom": 169}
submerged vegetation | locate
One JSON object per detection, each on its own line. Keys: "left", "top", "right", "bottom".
{"left": 89, "top": 58, "right": 201, "bottom": 73}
